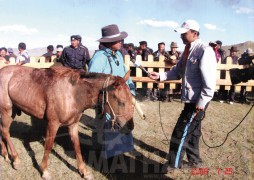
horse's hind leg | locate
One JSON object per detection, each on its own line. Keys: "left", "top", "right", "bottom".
{"left": 1, "top": 111, "right": 20, "bottom": 169}
{"left": 68, "top": 123, "right": 93, "bottom": 180}
{"left": 0, "top": 124, "right": 10, "bottom": 162}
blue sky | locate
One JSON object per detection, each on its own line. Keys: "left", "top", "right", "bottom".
{"left": 0, "top": 0, "right": 253, "bottom": 51}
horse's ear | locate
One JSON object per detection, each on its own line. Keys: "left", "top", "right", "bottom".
{"left": 123, "top": 70, "right": 131, "bottom": 83}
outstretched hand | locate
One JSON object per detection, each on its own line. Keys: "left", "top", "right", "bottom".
{"left": 149, "top": 72, "right": 160, "bottom": 80}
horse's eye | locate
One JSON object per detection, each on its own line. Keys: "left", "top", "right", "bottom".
{"left": 118, "top": 101, "right": 125, "bottom": 107}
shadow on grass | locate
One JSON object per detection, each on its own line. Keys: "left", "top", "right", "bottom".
{"left": 7, "top": 113, "right": 171, "bottom": 180}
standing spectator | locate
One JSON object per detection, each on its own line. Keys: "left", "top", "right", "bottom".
{"left": 7, "top": 48, "right": 17, "bottom": 59}
{"left": 56, "top": 46, "right": 63, "bottom": 62}
{"left": 215, "top": 40, "right": 225, "bottom": 62}
{"left": 152, "top": 42, "right": 169, "bottom": 100}
{"left": 167, "top": 42, "right": 181, "bottom": 65}
{"left": 88, "top": 24, "right": 135, "bottom": 159}
{"left": 136, "top": 47, "right": 143, "bottom": 55}
{"left": 220, "top": 46, "right": 239, "bottom": 104}
{"left": 139, "top": 41, "right": 152, "bottom": 61}
{"left": 239, "top": 48, "right": 253, "bottom": 103}
{"left": 42, "top": 45, "right": 54, "bottom": 62}
{"left": 119, "top": 40, "right": 129, "bottom": 59}
{"left": 209, "top": 41, "right": 221, "bottom": 62}
{"left": 128, "top": 43, "right": 135, "bottom": 52}
{"left": 164, "top": 42, "right": 182, "bottom": 102}
{"left": 0, "top": 47, "right": 10, "bottom": 63}
{"left": 153, "top": 42, "right": 169, "bottom": 61}
{"left": 60, "top": 35, "right": 89, "bottom": 71}
{"left": 150, "top": 19, "right": 217, "bottom": 171}
{"left": 76, "top": 35, "right": 91, "bottom": 64}
{"left": 139, "top": 41, "right": 153, "bottom": 100}
{"left": 16, "top": 42, "right": 30, "bottom": 65}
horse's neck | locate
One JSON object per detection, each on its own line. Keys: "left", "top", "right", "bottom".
{"left": 82, "top": 76, "right": 111, "bottom": 108}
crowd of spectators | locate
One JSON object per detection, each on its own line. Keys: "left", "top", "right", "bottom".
{"left": 0, "top": 38, "right": 252, "bottom": 104}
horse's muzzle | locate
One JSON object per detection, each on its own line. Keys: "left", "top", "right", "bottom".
{"left": 119, "top": 118, "right": 134, "bottom": 134}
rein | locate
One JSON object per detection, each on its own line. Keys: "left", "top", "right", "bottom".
{"left": 101, "top": 77, "right": 125, "bottom": 131}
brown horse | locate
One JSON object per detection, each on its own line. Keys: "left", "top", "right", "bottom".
{"left": 0, "top": 65, "right": 134, "bottom": 180}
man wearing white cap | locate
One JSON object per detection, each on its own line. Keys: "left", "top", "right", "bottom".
{"left": 56, "top": 45, "right": 63, "bottom": 62}
{"left": 150, "top": 20, "right": 217, "bottom": 171}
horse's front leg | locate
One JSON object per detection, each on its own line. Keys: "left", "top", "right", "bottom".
{"left": 41, "top": 121, "right": 59, "bottom": 180}
{"left": 68, "top": 123, "right": 93, "bottom": 180}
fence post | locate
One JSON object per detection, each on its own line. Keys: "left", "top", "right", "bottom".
{"left": 136, "top": 55, "right": 142, "bottom": 88}
{"left": 147, "top": 55, "right": 154, "bottom": 89}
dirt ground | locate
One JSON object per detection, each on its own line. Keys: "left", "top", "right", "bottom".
{"left": 0, "top": 97, "right": 253, "bottom": 180}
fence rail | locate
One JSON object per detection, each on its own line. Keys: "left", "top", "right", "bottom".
{"left": 0, "top": 56, "right": 61, "bottom": 69}
{"left": 124, "top": 55, "right": 254, "bottom": 92}
{"left": 1, "top": 55, "right": 253, "bottom": 92}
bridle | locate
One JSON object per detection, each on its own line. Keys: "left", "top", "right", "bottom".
{"left": 100, "top": 76, "right": 129, "bottom": 131}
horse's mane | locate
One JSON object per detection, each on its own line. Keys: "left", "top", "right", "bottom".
{"left": 49, "top": 66, "right": 111, "bottom": 79}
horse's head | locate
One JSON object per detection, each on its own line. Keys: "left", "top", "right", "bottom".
{"left": 103, "top": 71, "right": 134, "bottom": 134}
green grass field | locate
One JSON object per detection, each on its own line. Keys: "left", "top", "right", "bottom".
{"left": 0, "top": 99, "right": 253, "bottom": 180}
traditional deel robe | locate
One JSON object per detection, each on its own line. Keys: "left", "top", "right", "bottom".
{"left": 88, "top": 46, "right": 135, "bottom": 158}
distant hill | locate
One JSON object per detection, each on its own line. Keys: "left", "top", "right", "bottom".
{"left": 221, "top": 41, "right": 254, "bottom": 57}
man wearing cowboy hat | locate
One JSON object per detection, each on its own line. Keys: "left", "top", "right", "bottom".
{"left": 167, "top": 42, "right": 181, "bottom": 65}
{"left": 88, "top": 24, "right": 135, "bottom": 159}
{"left": 220, "top": 46, "right": 239, "bottom": 104}
{"left": 164, "top": 42, "right": 182, "bottom": 102}
{"left": 223, "top": 46, "right": 239, "bottom": 64}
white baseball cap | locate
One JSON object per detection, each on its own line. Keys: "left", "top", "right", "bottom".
{"left": 246, "top": 48, "right": 253, "bottom": 54}
{"left": 174, "top": 19, "right": 200, "bottom": 34}
{"left": 57, "top": 47, "right": 63, "bottom": 52}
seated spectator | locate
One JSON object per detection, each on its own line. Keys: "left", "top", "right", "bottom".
{"left": 0, "top": 47, "right": 10, "bottom": 63}
{"left": 7, "top": 48, "right": 17, "bottom": 59}
{"left": 16, "top": 42, "right": 30, "bottom": 65}
{"left": 153, "top": 42, "right": 169, "bottom": 61}
{"left": 42, "top": 45, "right": 54, "bottom": 62}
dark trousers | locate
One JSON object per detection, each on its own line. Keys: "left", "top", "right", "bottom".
{"left": 168, "top": 103, "right": 207, "bottom": 168}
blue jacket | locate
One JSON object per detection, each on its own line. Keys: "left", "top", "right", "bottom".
{"left": 88, "top": 47, "right": 136, "bottom": 95}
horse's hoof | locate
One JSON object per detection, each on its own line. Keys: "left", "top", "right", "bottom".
{"left": 4, "top": 155, "right": 11, "bottom": 163}
{"left": 83, "top": 172, "right": 93, "bottom": 180}
{"left": 42, "top": 170, "right": 51, "bottom": 180}
{"left": 13, "top": 159, "right": 21, "bottom": 170}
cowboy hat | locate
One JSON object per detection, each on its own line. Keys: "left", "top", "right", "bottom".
{"left": 170, "top": 42, "right": 178, "bottom": 48}
{"left": 98, "top": 24, "right": 128, "bottom": 43}
{"left": 229, "top": 46, "right": 238, "bottom": 52}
